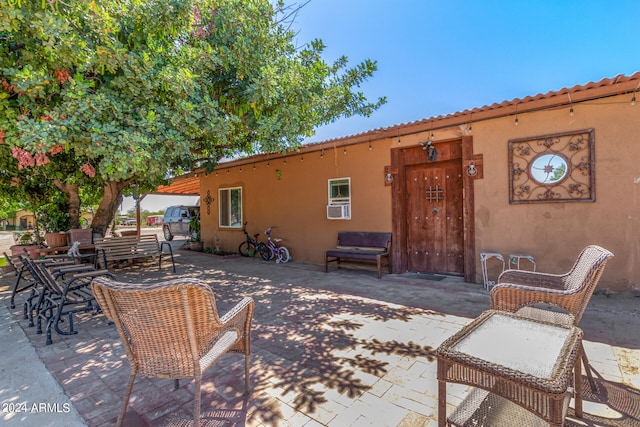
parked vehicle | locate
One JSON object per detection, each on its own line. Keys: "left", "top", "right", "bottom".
{"left": 162, "top": 205, "right": 199, "bottom": 241}
{"left": 146, "top": 215, "right": 163, "bottom": 226}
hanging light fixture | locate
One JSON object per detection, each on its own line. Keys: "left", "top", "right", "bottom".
{"left": 568, "top": 93, "right": 574, "bottom": 116}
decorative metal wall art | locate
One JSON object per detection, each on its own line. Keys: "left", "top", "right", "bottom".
{"left": 204, "top": 190, "right": 214, "bottom": 214}
{"left": 508, "top": 129, "right": 595, "bottom": 204}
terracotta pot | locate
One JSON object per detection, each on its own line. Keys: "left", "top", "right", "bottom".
{"left": 189, "top": 241, "right": 203, "bottom": 251}
{"left": 10, "top": 245, "right": 41, "bottom": 259}
{"left": 45, "top": 232, "right": 68, "bottom": 248}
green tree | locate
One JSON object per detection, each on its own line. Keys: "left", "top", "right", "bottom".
{"left": 0, "top": 0, "right": 385, "bottom": 235}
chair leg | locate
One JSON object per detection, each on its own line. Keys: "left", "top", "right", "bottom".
{"left": 245, "top": 353, "right": 251, "bottom": 393}
{"left": 116, "top": 373, "right": 136, "bottom": 427}
{"left": 193, "top": 376, "right": 201, "bottom": 426}
{"left": 581, "top": 343, "right": 598, "bottom": 393}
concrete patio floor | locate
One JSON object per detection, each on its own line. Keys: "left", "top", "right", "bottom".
{"left": 1, "top": 240, "right": 639, "bottom": 426}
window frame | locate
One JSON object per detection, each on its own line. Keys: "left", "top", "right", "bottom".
{"left": 328, "top": 177, "right": 351, "bottom": 205}
{"left": 218, "top": 186, "right": 243, "bottom": 228}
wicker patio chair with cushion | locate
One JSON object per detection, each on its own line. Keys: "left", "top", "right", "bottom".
{"left": 490, "top": 244, "right": 613, "bottom": 391}
{"left": 91, "top": 277, "right": 254, "bottom": 427}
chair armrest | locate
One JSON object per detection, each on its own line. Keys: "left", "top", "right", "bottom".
{"left": 62, "top": 270, "right": 115, "bottom": 295}
{"left": 498, "top": 269, "right": 565, "bottom": 289}
{"left": 220, "top": 297, "right": 254, "bottom": 355}
{"left": 220, "top": 297, "right": 254, "bottom": 327}
{"left": 490, "top": 282, "right": 573, "bottom": 313}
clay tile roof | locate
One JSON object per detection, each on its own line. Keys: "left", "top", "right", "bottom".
{"left": 312, "top": 72, "right": 640, "bottom": 144}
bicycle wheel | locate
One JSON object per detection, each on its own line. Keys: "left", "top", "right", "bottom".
{"left": 258, "top": 243, "right": 271, "bottom": 261}
{"left": 238, "top": 241, "right": 257, "bottom": 257}
{"left": 276, "top": 246, "right": 291, "bottom": 263}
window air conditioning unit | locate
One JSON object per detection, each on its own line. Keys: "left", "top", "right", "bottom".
{"left": 327, "top": 204, "right": 351, "bottom": 220}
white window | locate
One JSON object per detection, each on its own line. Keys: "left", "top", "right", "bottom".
{"left": 327, "top": 178, "right": 351, "bottom": 220}
{"left": 219, "top": 187, "right": 242, "bottom": 228}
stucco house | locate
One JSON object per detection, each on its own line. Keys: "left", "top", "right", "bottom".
{"left": 186, "top": 72, "right": 640, "bottom": 292}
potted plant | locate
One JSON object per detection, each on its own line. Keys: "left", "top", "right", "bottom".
{"left": 188, "top": 213, "right": 203, "bottom": 251}
{"left": 10, "top": 230, "right": 42, "bottom": 258}
{"left": 39, "top": 197, "right": 71, "bottom": 248}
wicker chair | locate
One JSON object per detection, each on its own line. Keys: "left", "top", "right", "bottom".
{"left": 91, "top": 277, "right": 254, "bottom": 427}
{"left": 490, "top": 244, "right": 613, "bottom": 391}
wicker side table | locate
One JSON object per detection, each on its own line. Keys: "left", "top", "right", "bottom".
{"left": 436, "top": 310, "right": 583, "bottom": 427}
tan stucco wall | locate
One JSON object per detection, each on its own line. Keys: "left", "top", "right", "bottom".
{"left": 200, "top": 93, "right": 640, "bottom": 292}
{"left": 472, "top": 94, "right": 640, "bottom": 291}
{"left": 200, "top": 141, "right": 396, "bottom": 265}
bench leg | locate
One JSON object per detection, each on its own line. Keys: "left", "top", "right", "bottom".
{"left": 377, "top": 256, "right": 382, "bottom": 279}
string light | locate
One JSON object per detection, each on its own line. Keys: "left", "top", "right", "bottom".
{"left": 568, "top": 94, "right": 574, "bottom": 116}
{"left": 514, "top": 104, "right": 519, "bottom": 125}
{"left": 320, "top": 149, "right": 324, "bottom": 158}
{"left": 369, "top": 142, "right": 372, "bottom": 150}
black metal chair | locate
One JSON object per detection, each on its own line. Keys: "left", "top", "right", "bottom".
{"left": 4, "top": 251, "right": 36, "bottom": 310}
{"left": 21, "top": 256, "right": 115, "bottom": 344}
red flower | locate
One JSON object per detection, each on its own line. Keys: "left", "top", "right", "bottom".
{"left": 53, "top": 69, "right": 70, "bottom": 84}
{"left": 80, "top": 162, "right": 96, "bottom": 177}
{"left": 11, "top": 147, "right": 35, "bottom": 169}
{"left": 50, "top": 145, "right": 64, "bottom": 155}
{"left": 34, "top": 152, "right": 50, "bottom": 166}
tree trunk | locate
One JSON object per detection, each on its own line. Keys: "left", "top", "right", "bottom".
{"left": 91, "top": 180, "right": 130, "bottom": 236}
{"left": 52, "top": 178, "right": 81, "bottom": 229}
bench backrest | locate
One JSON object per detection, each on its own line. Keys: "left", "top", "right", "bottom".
{"left": 337, "top": 232, "right": 392, "bottom": 251}
{"left": 68, "top": 228, "right": 93, "bottom": 245}
{"left": 94, "top": 234, "right": 159, "bottom": 253}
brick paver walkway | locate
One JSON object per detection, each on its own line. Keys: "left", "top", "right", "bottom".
{"left": 3, "top": 247, "right": 640, "bottom": 426}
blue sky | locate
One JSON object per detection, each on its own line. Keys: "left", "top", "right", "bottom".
{"left": 125, "top": 1, "right": 640, "bottom": 213}
{"left": 294, "top": 0, "right": 640, "bottom": 142}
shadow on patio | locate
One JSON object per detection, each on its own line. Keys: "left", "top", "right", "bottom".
{"left": 2, "top": 248, "right": 639, "bottom": 426}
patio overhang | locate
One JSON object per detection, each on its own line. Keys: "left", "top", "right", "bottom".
{"left": 152, "top": 173, "right": 200, "bottom": 196}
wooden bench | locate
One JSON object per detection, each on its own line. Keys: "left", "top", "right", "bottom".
{"left": 325, "top": 231, "right": 392, "bottom": 279}
{"left": 94, "top": 234, "right": 176, "bottom": 272}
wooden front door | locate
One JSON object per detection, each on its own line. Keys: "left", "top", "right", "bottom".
{"left": 405, "top": 159, "right": 464, "bottom": 275}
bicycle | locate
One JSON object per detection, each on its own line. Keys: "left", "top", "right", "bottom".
{"left": 238, "top": 222, "right": 269, "bottom": 258}
{"left": 260, "top": 226, "right": 291, "bottom": 263}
